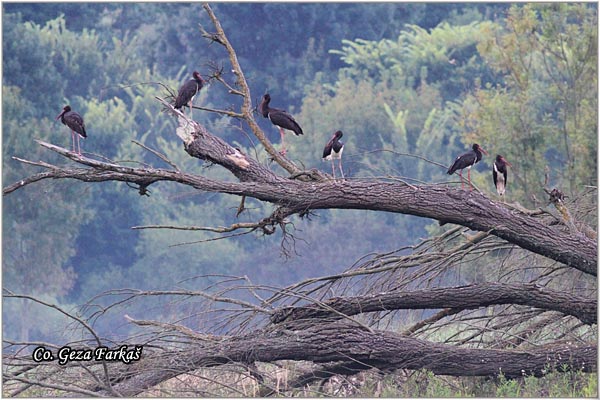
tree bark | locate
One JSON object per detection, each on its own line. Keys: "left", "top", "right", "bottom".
{"left": 93, "top": 321, "right": 596, "bottom": 396}
{"left": 270, "top": 282, "right": 597, "bottom": 325}
{"left": 2, "top": 5, "right": 596, "bottom": 397}
{"left": 4, "top": 136, "right": 596, "bottom": 276}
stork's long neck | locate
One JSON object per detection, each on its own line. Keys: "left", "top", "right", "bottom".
{"left": 259, "top": 100, "right": 270, "bottom": 118}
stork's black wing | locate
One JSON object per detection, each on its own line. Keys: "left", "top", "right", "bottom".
{"left": 322, "top": 137, "right": 335, "bottom": 159}
{"left": 268, "top": 109, "right": 303, "bottom": 136}
{"left": 447, "top": 151, "right": 476, "bottom": 174}
{"left": 64, "top": 111, "right": 87, "bottom": 138}
{"left": 175, "top": 79, "right": 201, "bottom": 109}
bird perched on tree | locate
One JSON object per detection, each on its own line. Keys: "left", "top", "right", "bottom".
{"left": 493, "top": 154, "right": 512, "bottom": 196}
{"left": 56, "top": 105, "right": 87, "bottom": 155}
{"left": 447, "top": 143, "right": 488, "bottom": 190}
{"left": 258, "top": 93, "right": 303, "bottom": 156}
{"left": 175, "top": 71, "right": 205, "bottom": 118}
{"left": 322, "top": 130, "right": 345, "bottom": 180}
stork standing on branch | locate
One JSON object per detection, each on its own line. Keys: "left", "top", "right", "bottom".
{"left": 258, "top": 93, "right": 303, "bottom": 156}
{"left": 447, "top": 143, "right": 488, "bottom": 190}
{"left": 322, "top": 130, "right": 345, "bottom": 180}
{"left": 56, "top": 105, "right": 87, "bottom": 155}
{"left": 493, "top": 154, "right": 512, "bottom": 196}
{"left": 175, "top": 71, "right": 205, "bottom": 118}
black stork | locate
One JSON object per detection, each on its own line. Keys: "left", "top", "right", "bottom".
{"left": 493, "top": 154, "right": 512, "bottom": 196}
{"left": 322, "top": 130, "right": 345, "bottom": 180}
{"left": 56, "top": 105, "right": 87, "bottom": 155}
{"left": 447, "top": 143, "right": 488, "bottom": 190}
{"left": 258, "top": 93, "right": 303, "bottom": 155}
{"left": 175, "top": 71, "right": 205, "bottom": 118}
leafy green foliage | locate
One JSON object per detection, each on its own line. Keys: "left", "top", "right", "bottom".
{"left": 2, "top": 12, "right": 178, "bottom": 340}
{"left": 2, "top": 4, "right": 596, "bottom": 356}
{"left": 299, "top": 20, "right": 496, "bottom": 191}
{"left": 2, "top": 14, "right": 65, "bottom": 117}
{"left": 463, "top": 4, "right": 597, "bottom": 202}
{"left": 331, "top": 21, "right": 499, "bottom": 100}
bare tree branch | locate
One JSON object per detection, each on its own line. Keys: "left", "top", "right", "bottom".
{"left": 4, "top": 139, "right": 595, "bottom": 275}
{"left": 131, "top": 140, "right": 180, "bottom": 172}
{"left": 201, "top": 2, "right": 308, "bottom": 176}
{"left": 3, "top": 5, "right": 596, "bottom": 398}
{"left": 270, "top": 282, "right": 597, "bottom": 325}
{"left": 85, "top": 321, "right": 597, "bottom": 396}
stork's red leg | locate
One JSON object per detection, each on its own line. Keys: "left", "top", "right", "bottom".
{"left": 279, "top": 128, "right": 287, "bottom": 156}
{"left": 331, "top": 160, "right": 336, "bottom": 179}
{"left": 459, "top": 170, "right": 464, "bottom": 189}
{"left": 339, "top": 158, "right": 345, "bottom": 180}
{"left": 71, "top": 131, "right": 76, "bottom": 153}
{"left": 468, "top": 168, "right": 472, "bottom": 190}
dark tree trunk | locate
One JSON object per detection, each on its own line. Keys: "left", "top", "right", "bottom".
{"left": 95, "top": 321, "right": 596, "bottom": 397}
{"left": 2, "top": 4, "right": 596, "bottom": 397}
{"left": 271, "top": 282, "right": 597, "bottom": 325}
{"left": 5, "top": 138, "right": 597, "bottom": 276}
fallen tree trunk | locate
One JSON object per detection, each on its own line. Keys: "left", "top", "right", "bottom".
{"left": 271, "top": 282, "right": 597, "bottom": 325}
{"left": 90, "top": 320, "right": 595, "bottom": 396}
{"left": 2, "top": 5, "right": 597, "bottom": 397}
{"left": 4, "top": 139, "right": 597, "bottom": 276}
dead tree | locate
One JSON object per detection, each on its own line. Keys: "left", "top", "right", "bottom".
{"left": 2, "top": 3, "right": 596, "bottom": 397}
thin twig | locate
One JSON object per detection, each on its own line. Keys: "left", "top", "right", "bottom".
{"left": 132, "top": 140, "right": 181, "bottom": 172}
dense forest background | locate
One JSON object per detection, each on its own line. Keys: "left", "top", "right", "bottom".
{"left": 2, "top": 2, "right": 597, "bottom": 349}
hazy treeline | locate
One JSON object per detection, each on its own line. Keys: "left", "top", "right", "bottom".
{"left": 2, "top": 3, "right": 596, "bottom": 343}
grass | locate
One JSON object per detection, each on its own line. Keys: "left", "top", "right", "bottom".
{"left": 6, "top": 363, "right": 597, "bottom": 397}
{"left": 349, "top": 368, "right": 597, "bottom": 398}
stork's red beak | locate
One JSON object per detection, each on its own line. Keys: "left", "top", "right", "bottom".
{"left": 479, "top": 146, "right": 489, "bottom": 156}
{"left": 55, "top": 111, "right": 64, "bottom": 121}
{"left": 502, "top": 157, "right": 512, "bottom": 167}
